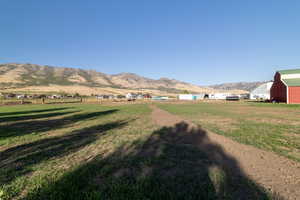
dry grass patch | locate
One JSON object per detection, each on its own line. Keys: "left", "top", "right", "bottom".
{"left": 158, "top": 102, "right": 300, "bottom": 162}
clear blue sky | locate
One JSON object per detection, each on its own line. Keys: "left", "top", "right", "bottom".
{"left": 1, "top": 0, "right": 300, "bottom": 85}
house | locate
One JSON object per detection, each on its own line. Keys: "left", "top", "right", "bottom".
{"left": 250, "top": 82, "right": 273, "bottom": 100}
{"left": 108, "top": 95, "right": 115, "bottom": 99}
{"left": 5, "top": 93, "right": 16, "bottom": 98}
{"left": 49, "top": 94, "right": 62, "bottom": 99}
{"left": 126, "top": 93, "right": 133, "bottom": 99}
{"left": 126, "top": 93, "right": 138, "bottom": 100}
{"left": 178, "top": 94, "right": 205, "bottom": 100}
{"left": 271, "top": 69, "right": 300, "bottom": 104}
{"left": 143, "top": 94, "right": 152, "bottom": 99}
{"left": 16, "top": 94, "right": 26, "bottom": 99}
{"left": 137, "top": 94, "right": 144, "bottom": 99}
{"left": 96, "top": 95, "right": 104, "bottom": 99}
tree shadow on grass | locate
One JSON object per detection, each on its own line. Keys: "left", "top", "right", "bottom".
{"left": 0, "top": 109, "right": 119, "bottom": 139}
{"left": 0, "top": 120, "right": 130, "bottom": 185}
{"left": 23, "top": 122, "right": 284, "bottom": 200}
{"left": 0, "top": 110, "right": 78, "bottom": 123}
{"left": 0, "top": 107, "right": 73, "bottom": 117}
{"left": 45, "top": 101, "right": 82, "bottom": 104}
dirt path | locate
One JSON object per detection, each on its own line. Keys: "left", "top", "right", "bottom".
{"left": 150, "top": 105, "right": 300, "bottom": 200}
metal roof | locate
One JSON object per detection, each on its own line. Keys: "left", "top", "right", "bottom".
{"left": 282, "top": 79, "right": 300, "bottom": 86}
{"left": 251, "top": 82, "right": 273, "bottom": 94}
{"left": 278, "top": 69, "right": 300, "bottom": 75}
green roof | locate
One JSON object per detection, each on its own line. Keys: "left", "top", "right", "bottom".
{"left": 282, "top": 79, "right": 300, "bottom": 86}
{"left": 278, "top": 69, "right": 300, "bottom": 75}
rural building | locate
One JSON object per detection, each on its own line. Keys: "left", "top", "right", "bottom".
{"left": 250, "top": 82, "right": 273, "bottom": 100}
{"left": 16, "top": 94, "right": 26, "bottom": 99}
{"left": 208, "top": 93, "right": 231, "bottom": 100}
{"left": 226, "top": 95, "right": 240, "bottom": 101}
{"left": 152, "top": 96, "right": 169, "bottom": 100}
{"left": 126, "top": 93, "right": 133, "bottom": 99}
{"left": 240, "top": 93, "right": 250, "bottom": 99}
{"left": 270, "top": 69, "right": 300, "bottom": 104}
{"left": 178, "top": 94, "right": 205, "bottom": 100}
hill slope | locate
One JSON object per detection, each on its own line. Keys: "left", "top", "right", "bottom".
{"left": 0, "top": 63, "right": 220, "bottom": 95}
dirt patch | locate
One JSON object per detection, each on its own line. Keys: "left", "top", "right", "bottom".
{"left": 150, "top": 105, "right": 300, "bottom": 200}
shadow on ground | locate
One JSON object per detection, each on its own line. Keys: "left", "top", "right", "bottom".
{"left": 45, "top": 100, "right": 83, "bottom": 104}
{"left": 0, "top": 120, "right": 129, "bottom": 185}
{"left": 23, "top": 122, "right": 284, "bottom": 200}
{"left": 0, "top": 107, "right": 73, "bottom": 117}
{"left": 0, "top": 109, "right": 119, "bottom": 139}
{"left": 0, "top": 111, "right": 78, "bottom": 123}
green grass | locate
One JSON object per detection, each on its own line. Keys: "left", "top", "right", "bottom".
{"left": 0, "top": 103, "right": 280, "bottom": 199}
{"left": 247, "top": 101, "right": 300, "bottom": 109}
{"left": 158, "top": 102, "right": 300, "bottom": 162}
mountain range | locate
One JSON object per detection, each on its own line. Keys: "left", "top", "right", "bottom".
{"left": 0, "top": 63, "right": 255, "bottom": 95}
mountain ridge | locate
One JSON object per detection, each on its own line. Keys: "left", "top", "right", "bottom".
{"left": 0, "top": 63, "right": 222, "bottom": 95}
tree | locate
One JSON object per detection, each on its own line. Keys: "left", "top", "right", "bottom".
{"left": 74, "top": 93, "right": 81, "bottom": 98}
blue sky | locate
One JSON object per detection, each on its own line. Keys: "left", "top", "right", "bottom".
{"left": 1, "top": 0, "right": 300, "bottom": 85}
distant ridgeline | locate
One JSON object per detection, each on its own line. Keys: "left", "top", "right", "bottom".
{"left": 0, "top": 63, "right": 215, "bottom": 94}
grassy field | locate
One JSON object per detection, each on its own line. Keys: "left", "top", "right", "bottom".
{"left": 0, "top": 102, "right": 280, "bottom": 200}
{"left": 158, "top": 101, "right": 300, "bottom": 162}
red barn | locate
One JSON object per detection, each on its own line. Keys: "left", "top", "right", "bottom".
{"left": 270, "top": 69, "right": 300, "bottom": 104}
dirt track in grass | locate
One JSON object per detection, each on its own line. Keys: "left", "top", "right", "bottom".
{"left": 150, "top": 105, "right": 300, "bottom": 200}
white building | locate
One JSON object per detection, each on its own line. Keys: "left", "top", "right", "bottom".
{"left": 126, "top": 93, "right": 133, "bottom": 99}
{"left": 137, "top": 94, "right": 144, "bottom": 99}
{"left": 16, "top": 94, "right": 26, "bottom": 99}
{"left": 250, "top": 82, "right": 273, "bottom": 100}
{"left": 49, "top": 94, "right": 62, "bottom": 99}
{"left": 178, "top": 94, "right": 205, "bottom": 100}
{"left": 209, "top": 93, "right": 231, "bottom": 100}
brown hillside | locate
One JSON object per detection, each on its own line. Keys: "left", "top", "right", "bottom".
{"left": 0, "top": 63, "right": 247, "bottom": 95}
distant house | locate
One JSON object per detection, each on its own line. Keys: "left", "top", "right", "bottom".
{"left": 96, "top": 95, "right": 105, "bottom": 99}
{"left": 271, "top": 69, "right": 300, "bottom": 104}
{"left": 250, "top": 82, "right": 273, "bottom": 100}
{"left": 16, "top": 94, "right": 26, "bottom": 99}
{"left": 126, "top": 93, "right": 133, "bottom": 99}
{"left": 49, "top": 94, "right": 62, "bottom": 99}
{"left": 6, "top": 93, "right": 16, "bottom": 98}
{"left": 143, "top": 94, "right": 152, "bottom": 99}
{"left": 108, "top": 95, "right": 115, "bottom": 99}
{"left": 126, "top": 93, "right": 138, "bottom": 100}
{"left": 137, "top": 94, "right": 144, "bottom": 99}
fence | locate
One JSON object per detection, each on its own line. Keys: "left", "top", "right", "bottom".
{"left": 0, "top": 97, "right": 154, "bottom": 106}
